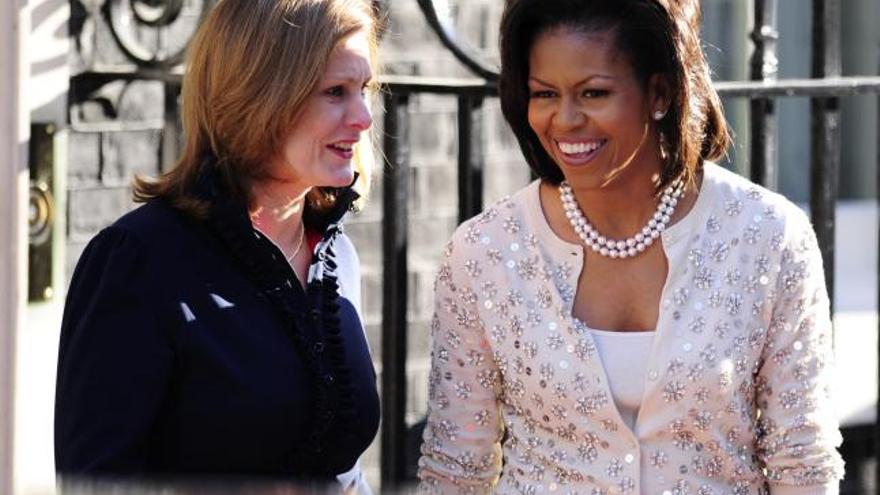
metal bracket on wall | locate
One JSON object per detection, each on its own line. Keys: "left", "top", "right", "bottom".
{"left": 28, "top": 123, "right": 57, "bottom": 302}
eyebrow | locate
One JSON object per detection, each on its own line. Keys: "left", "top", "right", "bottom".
{"left": 528, "top": 75, "right": 615, "bottom": 86}
{"left": 324, "top": 74, "right": 374, "bottom": 84}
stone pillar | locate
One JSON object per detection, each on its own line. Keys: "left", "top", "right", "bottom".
{"left": 0, "top": 0, "right": 29, "bottom": 492}
{"left": 15, "top": 0, "right": 71, "bottom": 492}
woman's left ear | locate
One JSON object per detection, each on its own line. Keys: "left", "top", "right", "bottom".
{"left": 648, "top": 73, "right": 672, "bottom": 121}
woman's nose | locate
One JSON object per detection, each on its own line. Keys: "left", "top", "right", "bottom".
{"left": 555, "top": 99, "right": 585, "bottom": 130}
{"left": 348, "top": 96, "right": 372, "bottom": 131}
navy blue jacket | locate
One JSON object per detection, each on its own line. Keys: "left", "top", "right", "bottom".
{"left": 55, "top": 183, "right": 379, "bottom": 483}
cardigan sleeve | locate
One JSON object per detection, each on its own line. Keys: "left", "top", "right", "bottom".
{"left": 756, "top": 210, "right": 845, "bottom": 490}
{"left": 55, "top": 226, "right": 175, "bottom": 474}
{"left": 417, "top": 235, "right": 504, "bottom": 494}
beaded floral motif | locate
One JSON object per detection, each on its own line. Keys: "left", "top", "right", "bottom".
{"left": 418, "top": 167, "right": 843, "bottom": 494}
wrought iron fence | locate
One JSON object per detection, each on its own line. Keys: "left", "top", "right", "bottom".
{"left": 67, "top": 0, "right": 880, "bottom": 493}
{"left": 376, "top": 0, "right": 880, "bottom": 492}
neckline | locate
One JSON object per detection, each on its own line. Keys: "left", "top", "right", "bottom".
{"left": 527, "top": 162, "right": 716, "bottom": 253}
{"left": 587, "top": 327, "right": 656, "bottom": 337}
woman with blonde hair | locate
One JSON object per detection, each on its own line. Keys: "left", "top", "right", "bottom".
{"left": 419, "top": 0, "right": 844, "bottom": 493}
{"left": 55, "top": 0, "right": 381, "bottom": 490}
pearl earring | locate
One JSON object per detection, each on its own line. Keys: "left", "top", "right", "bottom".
{"left": 653, "top": 110, "right": 666, "bottom": 121}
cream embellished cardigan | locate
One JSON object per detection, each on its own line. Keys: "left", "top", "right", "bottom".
{"left": 417, "top": 163, "right": 844, "bottom": 495}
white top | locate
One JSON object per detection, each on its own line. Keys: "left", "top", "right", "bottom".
{"left": 418, "top": 163, "right": 843, "bottom": 495}
{"left": 586, "top": 327, "right": 654, "bottom": 432}
{"left": 333, "top": 233, "right": 372, "bottom": 494}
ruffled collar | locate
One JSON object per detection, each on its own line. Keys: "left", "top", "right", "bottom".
{"left": 194, "top": 157, "right": 361, "bottom": 479}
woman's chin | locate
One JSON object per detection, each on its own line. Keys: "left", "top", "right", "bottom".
{"left": 321, "top": 168, "right": 355, "bottom": 189}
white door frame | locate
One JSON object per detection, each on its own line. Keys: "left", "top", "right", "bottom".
{"left": 0, "top": 0, "right": 28, "bottom": 492}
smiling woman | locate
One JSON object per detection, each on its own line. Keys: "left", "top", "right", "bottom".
{"left": 270, "top": 31, "right": 375, "bottom": 202}
{"left": 526, "top": 28, "right": 666, "bottom": 192}
{"left": 54, "top": 0, "right": 383, "bottom": 492}
{"left": 417, "top": 0, "right": 845, "bottom": 494}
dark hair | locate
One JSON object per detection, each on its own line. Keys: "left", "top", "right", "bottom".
{"left": 498, "top": 0, "right": 731, "bottom": 191}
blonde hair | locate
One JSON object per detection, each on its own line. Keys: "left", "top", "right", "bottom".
{"left": 134, "top": 0, "right": 380, "bottom": 222}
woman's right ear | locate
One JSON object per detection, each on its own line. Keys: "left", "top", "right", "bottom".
{"left": 648, "top": 73, "right": 672, "bottom": 120}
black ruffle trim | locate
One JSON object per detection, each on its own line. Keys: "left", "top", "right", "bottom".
{"left": 196, "top": 160, "right": 361, "bottom": 478}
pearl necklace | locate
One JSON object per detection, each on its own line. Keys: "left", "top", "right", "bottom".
{"left": 558, "top": 180, "right": 684, "bottom": 259}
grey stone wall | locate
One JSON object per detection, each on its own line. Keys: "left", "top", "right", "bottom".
{"left": 66, "top": 0, "right": 203, "bottom": 273}
{"left": 65, "top": 121, "right": 166, "bottom": 278}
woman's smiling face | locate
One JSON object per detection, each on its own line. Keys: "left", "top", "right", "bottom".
{"left": 527, "top": 27, "right": 666, "bottom": 189}
{"left": 269, "top": 31, "right": 374, "bottom": 190}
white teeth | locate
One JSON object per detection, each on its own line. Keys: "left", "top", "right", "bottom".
{"left": 558, "top": 141, "right": 603, "bottom": 154}
{"left": 330, "top": 143, "right": 353, "bottom": 151}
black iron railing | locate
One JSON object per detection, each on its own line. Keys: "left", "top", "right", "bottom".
{"left": 377, "top": 0, "right": 880, "bottom": 492}
{"left": 378, "top": 77, "right": 498, "bottom": 484}
{"left": 68, "top": 0, "right": 880, "bottom": 493}
{"left": 376, "top": 73, "right": 880, "bottom": 491}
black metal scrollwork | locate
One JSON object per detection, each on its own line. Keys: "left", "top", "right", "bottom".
{"left": 415, "top": 0, "right": 499, "bottom": 81}
{"left": 130, "top": 0, "right": 183, "bottom": 26}
{"left": 104, "top": 0, "right": 212, "bottom": 66}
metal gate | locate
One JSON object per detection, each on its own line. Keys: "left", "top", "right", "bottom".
{"left": 65, "top": 0, "right": 880, "bottom": 493}
{"left": 378, "top": 1, "right": 880, "bottom": 492}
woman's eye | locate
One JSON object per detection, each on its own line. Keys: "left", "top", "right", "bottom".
{"left": 529, "top": 90, "right": 555, "bottom": 99}
{"left": 582, "top": 89, "right": 609, "bottom": 98}
{"left": 325, "top": 86, "right": 345, "bottom": 97}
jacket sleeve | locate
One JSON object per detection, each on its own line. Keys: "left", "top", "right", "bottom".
{"left": 756, "top": 211, "right": 845, "bottom": 491}
{"left": 417, "top": 235, "right": 504, "bottom": 494}
{"left": 55, "top": 226, "right": 175, "bottom": 475}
